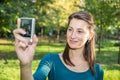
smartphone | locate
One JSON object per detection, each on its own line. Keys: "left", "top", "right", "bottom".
{"left": 17, "top": 17, "right": 35, "bottom": 44}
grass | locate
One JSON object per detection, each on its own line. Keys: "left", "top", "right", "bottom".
{"left": 0, "top": 39, "right": 120, "bottom": 80}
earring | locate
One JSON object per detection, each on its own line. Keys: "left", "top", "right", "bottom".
{"left": 86, "top": 40, "right": 91, "bottom": 44}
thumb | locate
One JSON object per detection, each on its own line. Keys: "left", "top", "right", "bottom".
{"left": 32, "top": 34, "right": 38, "bottom": 48}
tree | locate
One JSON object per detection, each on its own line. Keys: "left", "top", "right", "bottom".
{"left": 44, "top": 0, "right": 80, "bottom": 41}
{"left": 0, "top": 0, "right": 55, "bottom": 38}
{"left": 78, "top": 0, "right": 120, "bottom": 53}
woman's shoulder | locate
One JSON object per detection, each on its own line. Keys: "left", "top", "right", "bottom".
{"left": 41, "top": 53, "right": 59, "bottom": 61}
{"left": 38, "top": 53, "right": 59, "bottom": 67}
{"left": 94, "top": 63, "right": 104, "bottom": 73}
{"left": 44, "top": 52, "right": 58, "bottom": 58}
{"left": 94, "top": 63, "right": 103, "bottom": 70}
{"left": 94, "top": 63, "right": 104, "bottom": 79}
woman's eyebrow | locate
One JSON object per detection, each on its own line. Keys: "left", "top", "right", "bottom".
{"left": 77, "top": 28, "right": 83, "bottom": 30}
{"left": 68, "top": 26, "right": 73, "bottom": 28}
{"left": 68, "top": 26, "right": 84, "bottom": 30}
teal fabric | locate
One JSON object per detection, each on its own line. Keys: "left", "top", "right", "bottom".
{"left": 33, "top": 53, "right": 104, "bottom": 80}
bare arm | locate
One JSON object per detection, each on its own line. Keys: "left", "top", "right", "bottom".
{"left": 20, "top": 64, "right": 33, "bottom": 80}
{"left": 13, "top": 29, "right": 38, "bottom": 80}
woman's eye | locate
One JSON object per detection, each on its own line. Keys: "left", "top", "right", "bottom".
{"left": 78, "top": 30, "right": 83, "bottom": 33}
{"left": 68, "top": 28, "right": 72, "bottom": 31}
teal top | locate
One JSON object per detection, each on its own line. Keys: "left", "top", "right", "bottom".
{"left": 33, "top": 53, "right": 104, "bottom": 80}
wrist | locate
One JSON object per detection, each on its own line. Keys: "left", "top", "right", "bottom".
{"left": 20, "top": 62, "right": 32, "bottom": 69}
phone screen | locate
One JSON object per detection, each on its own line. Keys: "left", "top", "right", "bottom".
{"left": 20, "top": 19, "right": 32, "bottom": 37}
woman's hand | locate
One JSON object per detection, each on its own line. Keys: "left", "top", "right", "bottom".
{"left": 13, "top": 28, "right": 38, "bottom": 66}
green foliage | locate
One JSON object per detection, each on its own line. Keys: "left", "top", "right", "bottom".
{"left": 0, "top": 0, "right": 55, "bottom": 37}
{"left": 0, "top": 60, "right": 20, "bottom": 80}
{"left": 0, "top": 0, "right": 80, "bottom": 38}
{"left": 104, "top": 65, "right": 120, "bottom": 80}
{"left": 78, "top": 0, "right": 119, "bottom": 40}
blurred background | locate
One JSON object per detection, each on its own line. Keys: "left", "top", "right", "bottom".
{"left": 0, "top": 0, "right": 120, "bottom": 80}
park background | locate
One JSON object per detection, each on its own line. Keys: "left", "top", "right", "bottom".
{"left": 0, "top": 0, "right": 120, "bottom": 80}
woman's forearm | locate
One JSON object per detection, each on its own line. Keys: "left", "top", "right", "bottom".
{"left": 20, "top": 63, "right": 34, "bottom": 80}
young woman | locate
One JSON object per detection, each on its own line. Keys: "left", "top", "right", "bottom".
{"left": 13, "top": 11, "right": 104, "bottom": 80}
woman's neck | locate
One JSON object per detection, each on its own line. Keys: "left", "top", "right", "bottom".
{"left": 69, "top": 48, "right": 85, "bottom": 62}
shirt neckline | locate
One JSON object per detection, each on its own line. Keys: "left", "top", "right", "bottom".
{"left": 56, "top": 54, "right": 91, "bottom": 74}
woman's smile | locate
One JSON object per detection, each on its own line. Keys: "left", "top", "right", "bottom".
{"left": 69, "top": 39, "right": 78, "bottom": 44}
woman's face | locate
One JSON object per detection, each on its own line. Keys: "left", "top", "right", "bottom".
{"left": 67, "top": 18, "right": 91, "bottom": 49}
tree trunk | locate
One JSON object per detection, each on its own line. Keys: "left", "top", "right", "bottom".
{"left": 41, "top": 27, "right": 44, "bottom": 38}
{"left": 57, "top": 29, "right": 60, "bottom": 42}
{"left": 118, "top": 46, "right": 120, "bottom": 64}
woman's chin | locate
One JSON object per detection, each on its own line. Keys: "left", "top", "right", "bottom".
{"left": 69, "top": 45, "right": 83, "bottom": 50}
{"left": 69, "top": 45, "right": 79, "bottom": 50}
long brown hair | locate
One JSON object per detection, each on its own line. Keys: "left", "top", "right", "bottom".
{"left": 62, "top": 11, "right": 96, "bottom": 74}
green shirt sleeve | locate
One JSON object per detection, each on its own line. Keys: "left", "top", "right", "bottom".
{"left": 95, "top": 64, "right": 104, "bottom": 80}
{"left": 33, "top": 54, "right": 53, "bottom": 80}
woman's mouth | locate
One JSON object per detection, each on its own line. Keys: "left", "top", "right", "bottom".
{"left": 69, "top": 40, "right": 78, "bottom": 44}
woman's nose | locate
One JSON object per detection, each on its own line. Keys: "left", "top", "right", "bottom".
{"left": 71, "top": 31, "right": 77, "bottom": 38}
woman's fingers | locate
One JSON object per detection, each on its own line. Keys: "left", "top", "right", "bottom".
{"left": 13, "top": 28, "right": 26, "bottom": 36}
{"left": 13, "top": 29, "right": 28, "bottom": 44}
{"left": 19, "top": 41, "right": 28, "bottom": 48}
{"left": 15, "top": 41, "right": 27, "bottom": 50}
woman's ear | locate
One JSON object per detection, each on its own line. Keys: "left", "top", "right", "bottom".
{"left": 88, "top": 32, "right": 94, "bottom": 41}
